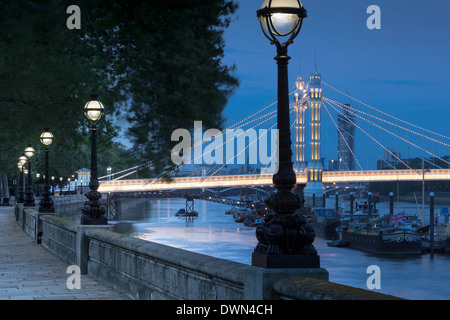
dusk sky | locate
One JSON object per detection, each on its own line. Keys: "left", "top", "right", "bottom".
{"left": 221, "top": 0, "right": 450, "bottom": 169}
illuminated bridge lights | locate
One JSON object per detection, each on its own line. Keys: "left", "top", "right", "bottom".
{"left": 97, "top": 169, "right": 450, "bottom": 193}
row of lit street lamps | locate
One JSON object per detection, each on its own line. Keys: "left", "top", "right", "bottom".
{"left": 15, "top": 0, "right": 317, "bottom": 266}
{"left": 15, "top": 95, "right": 107, "bottom": 225}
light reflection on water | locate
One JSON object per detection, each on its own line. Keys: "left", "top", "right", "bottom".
{"left": 113, "top": 197, "right": 450, "bottom": 300}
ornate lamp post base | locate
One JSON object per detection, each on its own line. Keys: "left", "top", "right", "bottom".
{"left": 80, "top": 190, "right": 107, "bottom": 225}
{"left": 252, "top": 189, "right": 320, "bottom": 268}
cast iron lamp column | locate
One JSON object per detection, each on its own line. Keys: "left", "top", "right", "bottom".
{"left": 81, "top": 95, "right": 107, "bottom": 225}
{"left": 36, "top": 173, "right": 41, "bottom": 197}
{"left": 24, "top": 145, "right": 36, "bottom": 207}
{"left": 17, "top": 155, "right": 27, "bottom": 204}
{"left": 252, "top": 0, "right": 319, "bottom": 268}
{"left": 39, "top": 129, "right": 55, "bottom": 213}
{"left": 17, "top": 162, "right": 25, "bottom": 203}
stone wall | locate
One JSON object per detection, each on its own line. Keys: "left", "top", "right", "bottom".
{"left": 40, "top": 214, "right": 78, "bottom": 265}
{"left": 14, "top": 204, "right": 401, "bottom": 300}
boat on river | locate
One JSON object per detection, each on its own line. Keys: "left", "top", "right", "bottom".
{"left": 342, "top": 211, "right": 423, "bottom": 255}
{"left": 225, "top": 206, "right": 238, "bottom": 215}
{"left": 308, "top": 208, "right": 340, "bottom": 240}
{"left": 175, "top": 208, "right": 198, "bottom": 217}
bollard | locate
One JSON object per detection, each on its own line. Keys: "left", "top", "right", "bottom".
{"left": 389, "top": 192, "right": 394, "bottom": 216}
{"left": 430, "top": 192, "right": 435, "bottom": 252}
{"left": 350, "top": 192, "right": 354, "bottom": 215}
{"left": 335, "top": 192, "right": 339, "bottom": 212}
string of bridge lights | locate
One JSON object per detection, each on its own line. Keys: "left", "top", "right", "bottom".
{"left": 324, "top": 97, "right": 450, "bottom": 167}
{"left": 323, "top": 97, "right": 450, "bottom": 149}
{"left": 200, "top": 108, "right": 298, "bottom": 185}
{"left": 322, "top": 99, "right": 412, "bottom": 171}
{"left": 322, "top": 99, "right": 419, "bottom": 176}
{"left": 255, "top": 108, "right": 299, "bottom": 185}
{"left": 140, "top": 101, "right": 298, "bottom": 188}
{"left": 99, "top": 88, "right": 297, "bottom": 181}
{"left": 99, "top": 79, "right": 450, "bottom": 184}
{"left": 322, "top": 81, "right": 450, "bottom": 141}
{"left": 323, "top": 96, "right": 450, "bottom": 164}
{"left": 321, "top": 99, "right": 366, "bottom": 173}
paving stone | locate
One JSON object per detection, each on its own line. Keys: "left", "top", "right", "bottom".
{"left": 0, "top": 207, "right": 130, "bottom": 300}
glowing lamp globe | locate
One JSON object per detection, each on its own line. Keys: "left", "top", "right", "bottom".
{"left": 257, "top": 0, "right": 307, "bottom": 47}
{"left": 40, "top": 129, "right": 54, "bottom": 147}
{"left": 84, "top": 96, "right": 105, "bottom": 125}
{"left": 24, "top": 145, "right": 35, "bottom": 159}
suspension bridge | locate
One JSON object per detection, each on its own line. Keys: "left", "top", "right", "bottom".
{"left": 97, "top": 65, "right": 450, "bottom": 195}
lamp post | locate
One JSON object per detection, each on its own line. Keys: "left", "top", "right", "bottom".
{"left": 81, "top": 95, "right": 107, "bottom": 225}
{"left": 17, "top": 155, "right": 27, "bottom": 204}
{"left": 51, "top": 176, "right": 55, "bottom": 195}
{"left": 68, "top": 177, "right": 71, "bottom": 196}
{"left": 36, "top": 173, "right": 40, "bottom": 197}
{"left": 253, "top": 0, "right": 319, "bottom": 268}
{"left": 24, "top": 145, "right": 35, "bottom": 207}
{"left": 39, "top": 129, "right": 55, "bottom": 213}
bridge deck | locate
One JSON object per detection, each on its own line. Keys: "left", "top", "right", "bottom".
{"left": 98, "top": 169, "right": 450, "bottom": 193}
{"left": 0, "top": 206, "right": 129, "bottom": 300}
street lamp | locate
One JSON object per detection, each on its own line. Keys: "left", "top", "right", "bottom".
{"left": 51, "top": 176, "right": 55, "bottom": 195}
{"left": 17, "top": 155, "right": 27, "bottom": 204}
{"left": 39, "top": 129, "right": 55, "bottom": 213}
{"left": 253, "top": 0, "right": 319, "bottom": 268}
{"left": 17, "top": 161, "right": 25, "bottom": 203}
{"left": 81, "top": 95, "right": 107, "bottom": 225}
{"left": 36, "top": 173, "right": 40, "bottom": 197}
{"left": 24, "top": 145, "right": 35, "bottom": 207}
{"left": 68, "top": 177, "right": 71, "bottom": 196}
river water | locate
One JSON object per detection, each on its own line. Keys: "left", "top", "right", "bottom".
{"left": 112, "top": 197, "right": 450, "bottom": 300}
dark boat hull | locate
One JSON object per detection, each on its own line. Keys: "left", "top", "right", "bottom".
{"left": 312, "top": 220, "right": 340, "bottom": 240}
{"left": 443, "top": 238, "right": 450, "bottom": 253}
{"left": 342, "top": 230, "right": 422, "bottom": 255}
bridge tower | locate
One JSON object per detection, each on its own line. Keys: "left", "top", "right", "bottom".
{"left": 293, "top": 64, "right": 308, "bottom": 173}
{"left": 303, "top": 59, "right": 325, "bottom": 207}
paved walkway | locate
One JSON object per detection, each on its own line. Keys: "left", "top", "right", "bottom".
{"left": 0, "top": 206, "right": 130, "bottom": 300}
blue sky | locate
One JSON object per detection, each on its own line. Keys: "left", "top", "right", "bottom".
{"left": 221, "top": 0, "right": 450, "bottom": 169}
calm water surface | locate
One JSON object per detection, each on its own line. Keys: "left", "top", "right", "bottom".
{"left": 112, "top": 197, "right": 450, "bottom": 300}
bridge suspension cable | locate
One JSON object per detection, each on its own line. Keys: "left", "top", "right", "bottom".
{"left": 324, "top": 97, "right": 450, "bottom": 167}
{"left": 323, "top": 99, "right": 448, "bottom": 172}
{"left": 321, "top": 100, "right": 365, "bottom": 173}
{"left": 99, "top": 88, "right": 297, "bottom": 182}
{"left": 138, "top": 99, "right": 298, "bottom": 188}
{"left": 322, "top": 81, "right": 450, "bottom": 141}
{"left": 324, "top": 97, "right": 450, "bottom": 149}
{"left": 322, "top": 99, "right": 419, "bottom": 176}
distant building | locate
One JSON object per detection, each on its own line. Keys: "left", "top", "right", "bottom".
{"left": 377, "top": 148, "right": 401, "bottom": 169}
{"left": 337, "top": 103, "right": 356, "bottom": 171}
{"left": 77, "top": 168, "right": 90, "bottom": 186}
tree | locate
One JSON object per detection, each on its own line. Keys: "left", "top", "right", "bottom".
{"left": 0, "top": 0, "right": 239, "bottom": 182}
{"left": 80, "top": 0, "right": 240, "bottom": 175}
